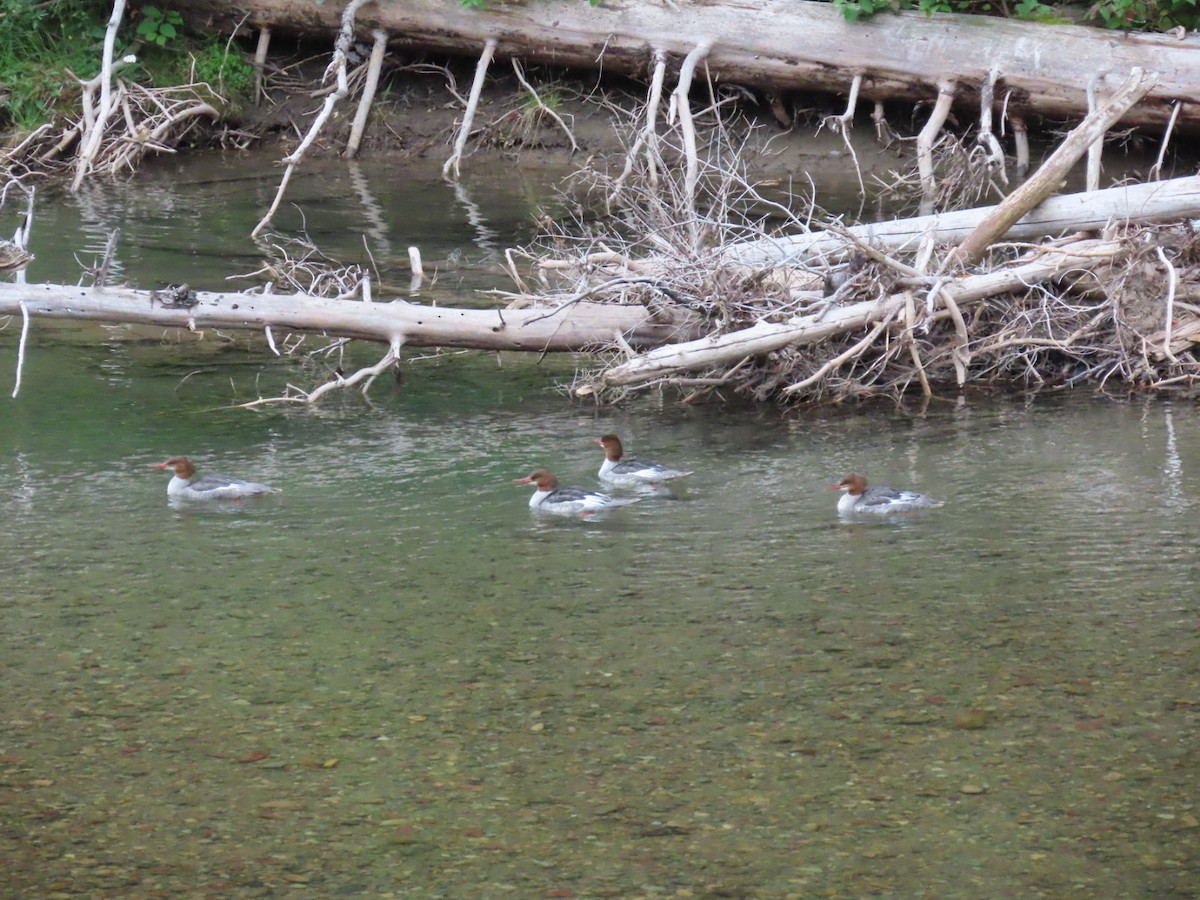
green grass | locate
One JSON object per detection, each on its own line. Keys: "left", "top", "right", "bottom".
{"left": 0, "top": 1, "right": 256, "bottom": 138}
{"left": 0, "top": 0, "right": 111, "bottom": 131}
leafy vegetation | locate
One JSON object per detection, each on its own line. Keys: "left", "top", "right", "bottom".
{"left": 134, "top": 5, "right": 184, "bottom": 47}
{"left": 832, "top": 0, "right": 1052, "bottom": 20}
{"left": 830, "top": 0, "right": 1200, "bottom": 28}
{"left": 133, "top": 31, "right": 256, "bottom": 101}
{"left": 127, "top": 4, "right": 255, "bottom": 103}
{"left": 1086, "top": 0, "right": 1200, "bottom": 29}
{"left": 0, "top": 1, "right": 256, "bottom": 135}
{"left": 0, "top": 0, "right": 111, "bottom": 130}
{"left": 191, "top": 41, "right": 256, "bottom": 98}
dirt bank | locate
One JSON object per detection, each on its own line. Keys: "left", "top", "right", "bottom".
{"left": 225, "top": 47, "right": 1180, "bottom": 218}
{"left": 227, "top": 55, "right": 921, "bottom": 198}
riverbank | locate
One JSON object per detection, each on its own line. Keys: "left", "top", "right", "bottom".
{"left": 224, "top": 58, "right": 915, "bottom": 200}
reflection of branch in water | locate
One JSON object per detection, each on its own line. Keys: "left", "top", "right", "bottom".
{"left": 11, "top": 299, "right": 29, "bottom": 399}
{"left": 93, "top": 228, "right": 120, "bottom": 288}
{"left": 6, "top": 183, "right": 35, "bottom": 285}
{"left": 346, "top": 161, "right": 390, "bottom": 255}
{"left": 69, "top": 185, "right": 127, "bottom": 285}
{"left": 407, "top": 246, "right": 424, "bottom": 295}
{"left": 1162, "top": 405, "right": 1185, "bottom": 512}
{"left": 12, "top": 452, "right": 37, "bottom": 513}
{"left": 452, "top": 179, "right": 498, "bottom": 254}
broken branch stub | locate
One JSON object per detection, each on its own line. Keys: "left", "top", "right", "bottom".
{"left": 443, "top": 38, "right": 498, "bottom": 181}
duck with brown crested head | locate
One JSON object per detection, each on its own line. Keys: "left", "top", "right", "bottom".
{"left": 514, "top": 468, "right": 639, "bottom": 516}
{"left": 828, "top": 473, "right": 942, "bottom": 515}
{"left": 153, "top": 456, "right": 279, "bottom": 501}
{"left": 593, "top": 434, "right": 692, "bottom": 487}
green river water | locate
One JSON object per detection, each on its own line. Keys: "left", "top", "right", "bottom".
{"left": 0, "top": 154, "right": 1197, "bottom": 898}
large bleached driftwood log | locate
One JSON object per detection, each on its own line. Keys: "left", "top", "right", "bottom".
{"left": 722, "top": 176, "right": 1200, "bottom": 268}
{"left": 0, "top": 283, "right": 702, "bottom": 351}
{"left": 168, "top": 0, "right": 1200, "bottom": 132}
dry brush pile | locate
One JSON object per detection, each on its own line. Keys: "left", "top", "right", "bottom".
{"left": 497, "top": 101, "right": 1200, "bottom": 405}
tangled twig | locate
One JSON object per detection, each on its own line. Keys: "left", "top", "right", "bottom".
{"left": 500, "top": 90, "right": 1200, "bottom": 405}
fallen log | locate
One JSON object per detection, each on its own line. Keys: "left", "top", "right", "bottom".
{"left": 169, "top": 0, "right": 1200, "bottom": 133}
{"left": 721, "top": 176, "right": 1200, "bottom": 268}
{"left": 0, "top": 283, "right": 702, "bottom": 351}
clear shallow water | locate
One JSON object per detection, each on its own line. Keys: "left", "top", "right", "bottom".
{"left": 24, "top": 152, "right": 562, "bottom": 304}
{"left": 1, "top": 154, "right": 1198, "bottom": 897}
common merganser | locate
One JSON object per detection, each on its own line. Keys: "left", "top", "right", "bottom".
{"left": 829, "top": 473, "right": 942, "bottom": 514}
{"left": 594, "top": 434, "right": 692, "bottom": 486}
{"left": 153, "top": 456, "right": 280, "bottom": 501}
{"left": 514, "top": 469, "right": 639, "bottom": 516}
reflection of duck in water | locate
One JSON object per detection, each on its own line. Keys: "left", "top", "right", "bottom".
{"left": 514, "top": 469, "right": 639, "bottom": 516}
{"left": 153, "top": 456, "right": 280, "bottom": 501}
{"left": 829, "top": 473, "right": 942, "bottom": 515}
{"left": 0, "top": 240, "right": 33, "bottom": 272}
{"left": 594, "top": 434, "right": 692, "bottom": 487}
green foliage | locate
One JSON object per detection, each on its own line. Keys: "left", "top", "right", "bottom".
{"left": 128, "top": 36, "right": 256, "bottom": 110}
{"left": 192, "top": 40, "right": 256, "bottom": 98}
{"left": 832, "top": 0, "right": 1057, "bottom": 19}
{"left": 834, "top": 0, "right": 887, "bottom": 19}
{"left": 1087, "top": 0, "right": 1200, "bottom": 29}
{"left": 0, "top": 2, "right": 259, "bottom": 133}
{"left": 831, "top": 0, "right": 1200, "bottom": 27}
{"left": 1012, "top": 0, "right": 1056, "bottom": 16}
{"left": 0, "top": 0, "right": 110, "bottom": 130}
{"left": 135, "top": 5, "right": 184, "bottom": 48}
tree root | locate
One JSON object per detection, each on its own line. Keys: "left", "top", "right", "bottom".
{"left": 672, "top": 40, "right": 713, "bottom": 228}
{"left": 253, "top": 0, "right": 369, "bottom": 235}
{"left": 951, "top": 67, "right": 1157, "bottom": 268}
{"left": 917, "top": 81, "right": 957, "bottom": 216}
{"left": 820, "top": 74, "right": 864, "bottom": 196}
{"left": 345, "top": 28, "right": 389, "bottom": 160}
{"left": 443, "top": 38, "right": 498, "bottom": 180}
{"left": 510, "top": 60, "right": 578, "bottom": 154}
